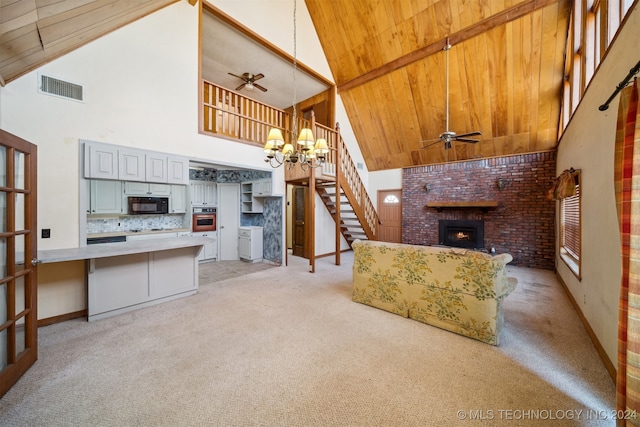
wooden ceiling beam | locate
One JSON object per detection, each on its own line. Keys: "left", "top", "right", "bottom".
{"left": 337, "top": 0, "right": 561, "bottom": 93}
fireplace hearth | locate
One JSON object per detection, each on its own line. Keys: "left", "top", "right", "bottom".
{"left": 438, "top": 220, "right": 484, "bottom": 249}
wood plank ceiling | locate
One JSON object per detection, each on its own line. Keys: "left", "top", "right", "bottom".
{"left": 305, "top": 0, "right": 571, "bottom": 171}
{"left": 0, "top": 0, "right": 178, "bottom": 85}
{"left": 0, "top": 0, "right": 572, "bottom": 172}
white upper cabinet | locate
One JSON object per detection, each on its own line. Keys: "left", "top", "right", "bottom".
{"left": 84, "top": 141, "right": 189, "bottom": 185}
{"left": 146, "top": 153, "right": 168, "bottom": 183}
{"left": 190, "top": 181, "right": 217, "bottom": 206}
{"left": 85, "top": 143, "right": 118, "bottom": 179}
{"left": 118, "top": 149, "right": 145, "bottom": 181}
{"left": 168, "top": 156, "right": 189, "bottom": 185}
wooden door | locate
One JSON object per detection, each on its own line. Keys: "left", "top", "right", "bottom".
{"left": 292, "top": 186, "right": 308, "bottom": 258}
{"left": 0, "top": 129, "right": 38, "bottom": 398}
{"left": 377, "top": 189, "right": 402, "bottom": 243}
{"left": 218, "top": 183, "right": 240, "bottom": 260}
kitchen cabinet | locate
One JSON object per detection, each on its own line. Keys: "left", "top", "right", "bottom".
{"left": 168, "top": 156, "right": 189, "bottom": 185}
{"left": 253, "top": 179, "right": 272, "bottom": 196}
{"left": 239, "top": 226, "right": 263, "bottom": 262}
{"left": 83, "top": 141, "right": 190, "bottom": 185}
{"left": 85, "top": 143, "right": 118, "bottom": 180}
{"left": 89, "top": 180, "right": 123, "bottom": 214}
{"left": 190, "top": 181, "right": 217, "bottom": 206}
{"left": 240, "top": 181, "right": 268, "bottom": 213}
{"left": 127, "top": 232, "right": 178, "bottom": 242}
{"left": 146, "top": 153, "right": 168, "bottom": 183}
{"left": 170, "top": 185, "right": 187, "bottom": 213}
{"left": 124, "top": 181, "right": 171, "bottom": 196}
{"left": 118, "top": 148, "right": 145, "bottom": 181}
{"left": 192, "top": 231, "right": 217, "bottom": 261}
{"left": 87, "top": 245, "right": 199, "bottom": 321}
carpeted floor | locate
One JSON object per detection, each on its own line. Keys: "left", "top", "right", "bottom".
{"left": 0, "top": 253, "right": 615, "bottom": 426}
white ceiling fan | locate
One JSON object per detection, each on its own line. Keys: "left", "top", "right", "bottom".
{"left": 420, "top": 39, "right": 481, "bottom": 150}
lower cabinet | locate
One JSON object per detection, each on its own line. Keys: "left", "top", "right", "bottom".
{"left": 239, "top": 226, "right": 263, "bottom": 262}
{"left": 87, "top": 246, "right": 199, "bottom": 321}
{"left": 192, "top": 231, "right": 217, "bottom": 262}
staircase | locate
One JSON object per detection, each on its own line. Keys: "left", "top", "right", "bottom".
{"left": 316, "top": 136, "right": 378, "bottom": 246}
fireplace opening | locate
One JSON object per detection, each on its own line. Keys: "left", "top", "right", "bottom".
{"left": 438, "top": 220, "right": 484, "bottom": 249}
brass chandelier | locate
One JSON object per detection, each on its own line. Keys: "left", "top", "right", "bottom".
{"left": 263, "top": 0, "right": 328, "bottom": 169}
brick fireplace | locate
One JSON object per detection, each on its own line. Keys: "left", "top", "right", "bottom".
{"left": 439, "top": 219, "right": 484, "bottom": 249}
{"left": 401, "top": 151, "right": 556, "bottom": 269}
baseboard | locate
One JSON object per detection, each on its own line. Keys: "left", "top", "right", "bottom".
{"left": 554, "top": 271, "right": 616, "bottom": 383}
{"left": 38, "top": 310, "right": 87, "bottom": 327}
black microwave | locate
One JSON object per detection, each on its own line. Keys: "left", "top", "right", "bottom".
{"left": 128, "top": 197, "right": 169, "bottom": 215}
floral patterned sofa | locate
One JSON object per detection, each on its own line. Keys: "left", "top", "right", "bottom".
{"left": 351, "top": 239, "right": 518, "bottom": 345}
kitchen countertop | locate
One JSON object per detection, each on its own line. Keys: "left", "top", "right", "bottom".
{"left": 87, "top": 228, "right": 192, "bottom": 239}
{"left": 38, "top": 236, "right": 210, "bottom": 264}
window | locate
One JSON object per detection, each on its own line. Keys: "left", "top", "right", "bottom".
{"left": 560, "top": 175, "right": 581, "bottom": 278}
{"left": 383, "top": 195, "right": 399, "bottom": 204}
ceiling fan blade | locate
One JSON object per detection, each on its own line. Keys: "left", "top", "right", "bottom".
{"left": 235, "top": 83, "right": 246, "bottom": 91}
{"left": 252, "top": 73, "right": 264, "bottom": 81}
{"left": 454, "top": 138, "right": 479, "bottom": 143}
{"left": 254, "top": 83, "right": 268, "bottom": 92}
{"left": 455, "top": 131, "right": 482, "bottom": 138}
{"left": 420, "top": 139, "right": 442, "bottom": 149}
{"left": 228, "top": 72, "right": 244, "bottom": 79}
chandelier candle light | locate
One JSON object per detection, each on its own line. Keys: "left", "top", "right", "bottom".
{"left": 263, "top": 0, "right": 329, "bottom": 169}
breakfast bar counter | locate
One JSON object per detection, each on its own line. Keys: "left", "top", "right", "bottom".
{"left": 37, "top": 236, "right": 210, "bottom": 263}
{"left": 38, "top": 237, "right": 210, "bottom": 321}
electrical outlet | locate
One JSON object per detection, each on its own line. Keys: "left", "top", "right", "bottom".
{"left": 41, "top": 228, "right": 51, "bottom": 238}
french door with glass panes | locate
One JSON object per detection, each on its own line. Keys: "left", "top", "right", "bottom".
{"left": 0, "top": 129, "right": 38, "bottom": 398}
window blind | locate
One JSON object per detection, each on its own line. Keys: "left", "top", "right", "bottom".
{"left": 561, "top": 183, "right": 581, "bottom": 261}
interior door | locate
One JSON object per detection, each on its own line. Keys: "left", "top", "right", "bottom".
{"left": 218, "top": 183, "right": 240, "bottom": 260}
{"left": 378, "top": 189, "right": 402, "bottom": 243}
{"left": 0, "top": 129, "right": 38, "bottom": 398}
{"left": 292, "top": 186, "right": 307, "bottom": 258}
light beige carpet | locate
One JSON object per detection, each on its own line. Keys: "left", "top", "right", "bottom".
{"left": 0, "top": 252, "right": 615, "bottom": 426}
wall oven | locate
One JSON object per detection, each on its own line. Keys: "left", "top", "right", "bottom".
{"left": 128, "top": 197, "right": 169, "bottom": 215}
{"left": 192, "top": 207, "right": 217, "bottom": 232}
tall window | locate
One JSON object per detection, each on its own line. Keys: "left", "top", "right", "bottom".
{"left": 560, "top": 174, "right": 581, "bottom": 278}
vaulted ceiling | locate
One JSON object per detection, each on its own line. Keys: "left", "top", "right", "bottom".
{"left": 305, "top": 0, "right": 571, "bottom": 171}
{"left": 0, "top": 0, "right": 571, "bottom": 172}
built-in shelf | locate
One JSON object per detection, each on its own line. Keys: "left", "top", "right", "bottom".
{"left": 426, "top": 201, "right": 499, "bottom": 211}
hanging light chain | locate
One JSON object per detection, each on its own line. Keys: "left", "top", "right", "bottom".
{"left": 292, "top": 0, "right": 297, "bottom": 139}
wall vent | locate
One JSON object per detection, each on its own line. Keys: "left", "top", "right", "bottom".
{"left": 39, "top": 75, "right": 83, "bottom": 101}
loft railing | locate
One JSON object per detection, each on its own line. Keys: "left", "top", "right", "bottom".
{"left": 202, "top": 80, "right": 377, "bottom": 238}
{"left": 203, "top": 80, "right": 288, "bottom": 145}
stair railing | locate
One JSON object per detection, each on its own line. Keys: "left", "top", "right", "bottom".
{"left": 336, "top": 133, "right": 378, "bottom": 240}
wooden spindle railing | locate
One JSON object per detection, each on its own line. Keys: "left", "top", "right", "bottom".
{"left": 202, "top": 80, "right": 377, "bottom": 240}
{"left": 203, "top": 80, "right": 288, "bottom": 145}
{"left": 337, "top": 135, "right": 378, "bottom": 239}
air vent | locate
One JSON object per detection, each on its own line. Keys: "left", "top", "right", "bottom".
{"left": 39, "top": 75, "right": 83, "bottom": 101}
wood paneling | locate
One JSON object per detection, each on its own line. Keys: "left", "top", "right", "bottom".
{"left": 0, "top": 0, "right": 177, "bottom": 83}
{"left": 306, "top": 0, "right": 571, "bottom": 171}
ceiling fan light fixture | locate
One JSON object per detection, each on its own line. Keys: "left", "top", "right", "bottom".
{"left": 245, "top": 82, "right": 254, "bottom": 90}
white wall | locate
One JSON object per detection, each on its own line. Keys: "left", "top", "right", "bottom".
{"left": 556, "top": 5, "right": 640, "bottom": 367}
{"left": 0, "top": 0, "right": 368, "bottom": 316}
{"left": 1, "top": 2, "right": 262, "bottom": 250}
{"left": 0, "top": 1, "right": 317, "bottom": 250}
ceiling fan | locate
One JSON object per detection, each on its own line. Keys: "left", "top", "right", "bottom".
{"left": 420, "top": 39, "right": 481, "bottom": 150}
{"left": 228, "top": 72, "right": 267, "bottom": 92}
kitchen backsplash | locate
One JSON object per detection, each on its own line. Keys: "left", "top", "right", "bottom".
{"left": 87, "top": 214, "right": 186, "bottom": 234}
